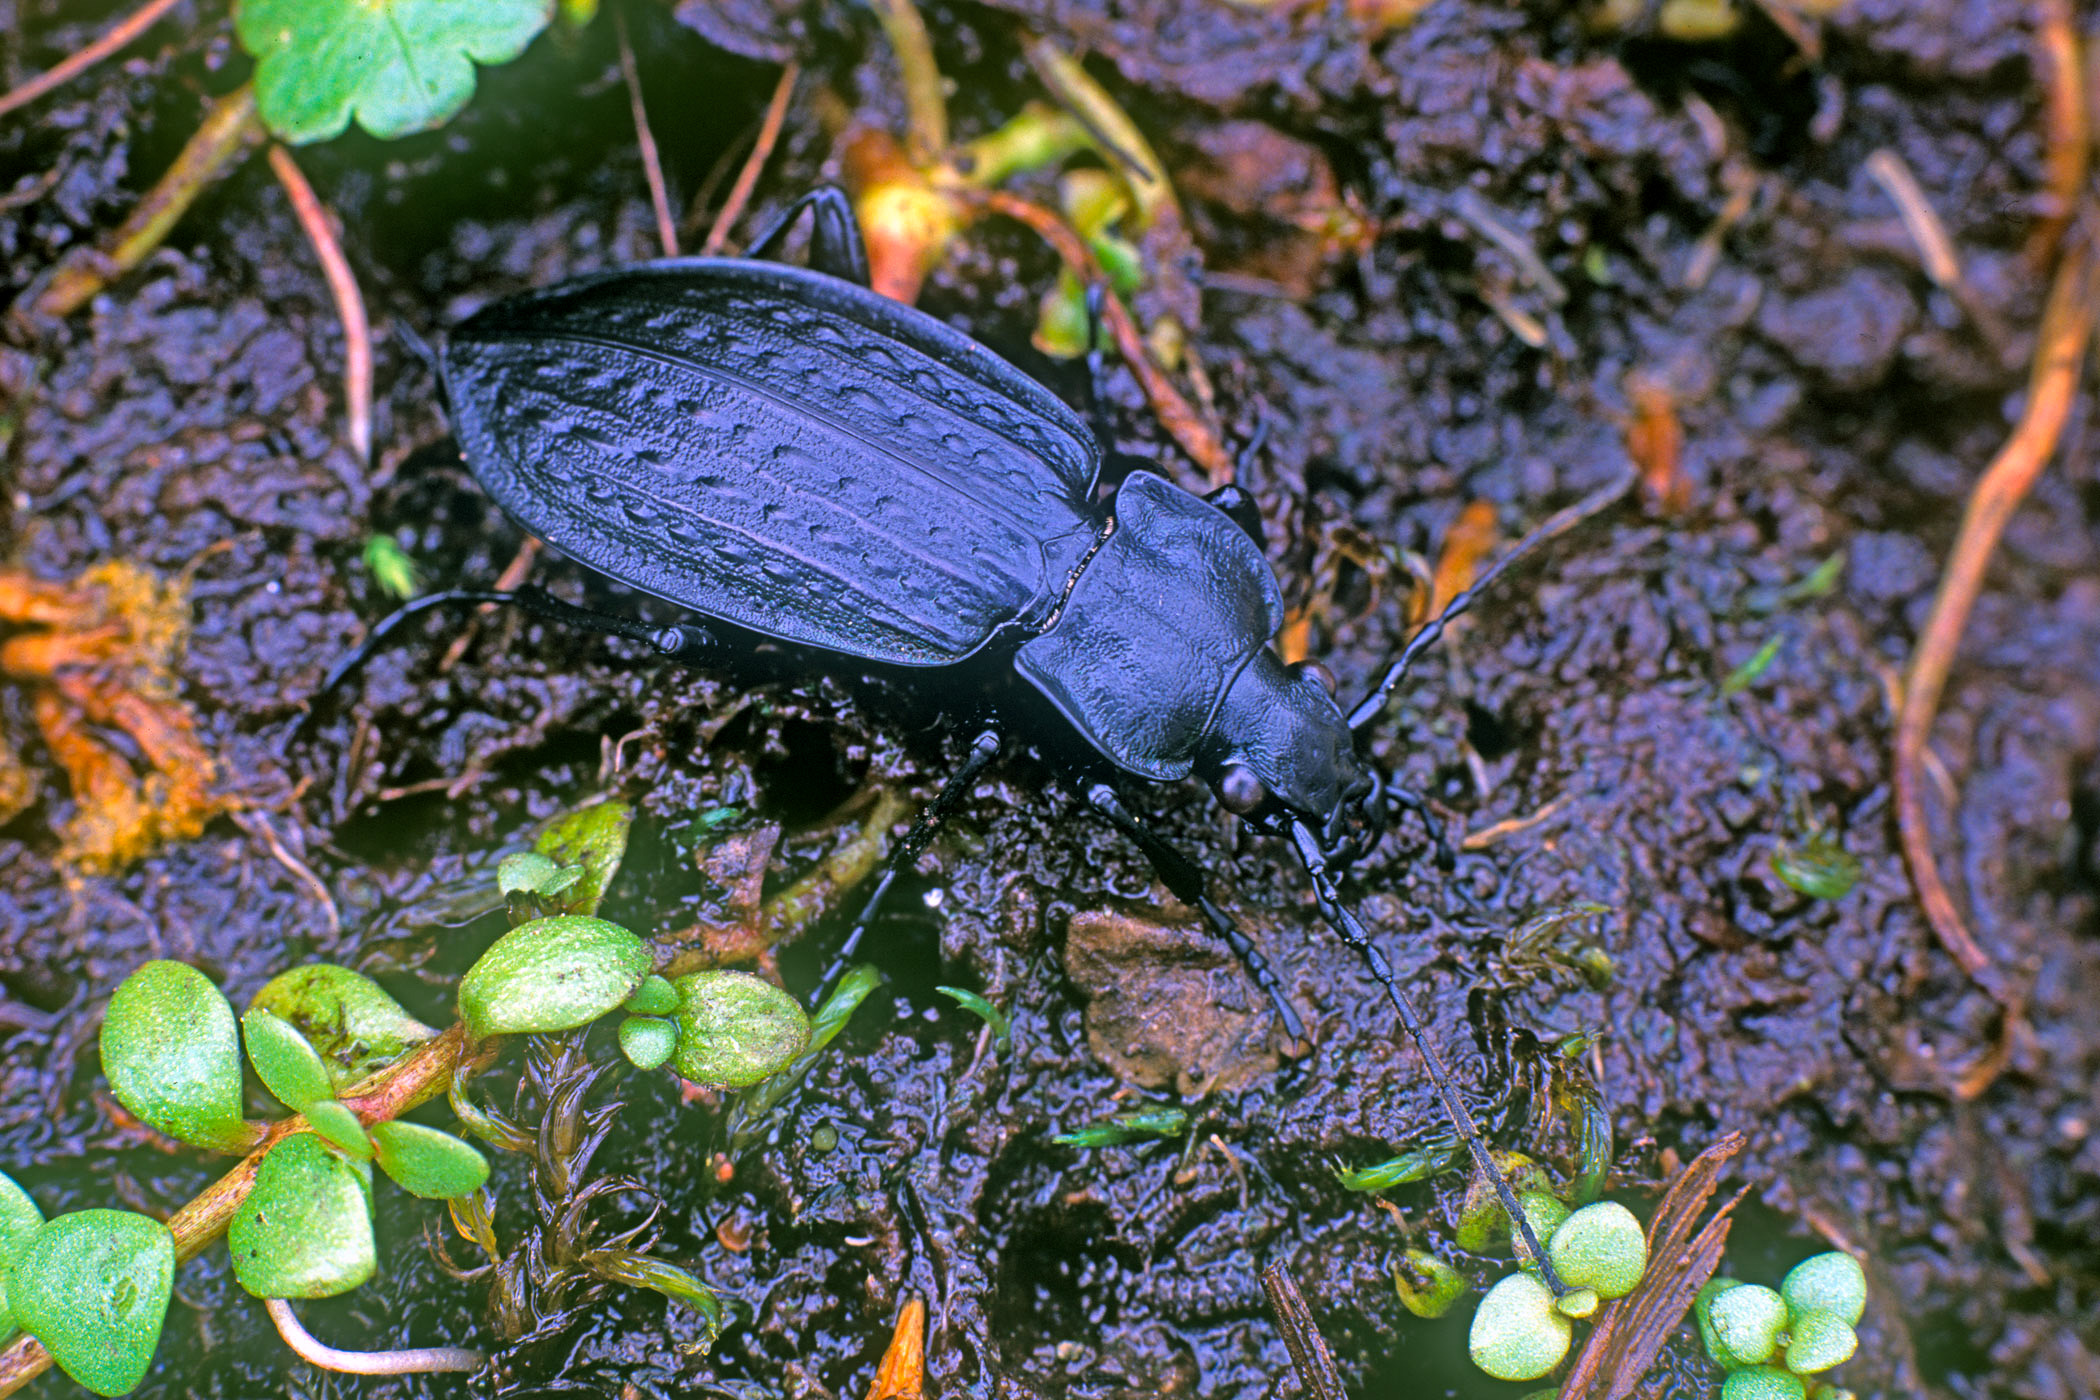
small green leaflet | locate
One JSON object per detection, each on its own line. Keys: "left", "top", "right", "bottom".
{"left": 235, "top": 0, "right": 555, "bottom": 144}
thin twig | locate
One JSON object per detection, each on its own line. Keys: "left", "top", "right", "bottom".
{"left": 232, "top": 809, "right": 340, "bottom": 937}
{"left": 977, "top": 189, "right": 1234, "bottom": 487}
{"left": 266, "top": 1298, "right": 486, "bottom": 1376}
{"left": 438, "top": 536, "right": 540, "bottom": 673}
{"left": 701, "top": 61, "right": 799, "bottom": 257}
{"left": 1866, "top": 147, "right": 2013, "bottom": 358}
{"left": 614, "top": 4, "right": 677, "bottom": 259}
{"left": 1894, "top": 230, "right": 2094, "bottom": 1004}
{"left": 2027, "top": 0, "right": 2087, "bottom": 266}
{"left": 0, "top": 0, "right": 185, "bottom": 120}
{"left": 267, "top": 144, "right": 372, "bottom": 467}
{"left": 25, "top": 84, "right": 264, "bottom": 321}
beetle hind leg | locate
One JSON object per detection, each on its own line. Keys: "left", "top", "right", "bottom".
{"left": 1082, "top": 782, "right": 1309, "bottom": 1045}
{"left": 815, "top": 727, "right": 1005, "bottom": 998}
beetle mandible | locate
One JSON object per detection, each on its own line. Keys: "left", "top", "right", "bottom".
{"left": 313, "top": 189, "right": 1625, "bottom": 1290}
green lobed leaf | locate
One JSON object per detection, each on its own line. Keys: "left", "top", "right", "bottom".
{"left": 458, "top": 915, "right": 653, "bottom": 1042}
{"left": 532, "top": 798, "right": 634, "bottom": 916}
{"left": 1454, "top": 1152, "right": 1558, "bottom": 1252}
{"left": 247, "top": 964, "right": 438, "bottom": 1093}
{"left": 370, "top": 1121, "right": 490, "bottom": 1199}
{"left": 1721, "top": 1367, "right": 1806, "bottom": 1400}
{"left": 618, "top": 1015, "right": 677, "bottom": 1072}
{"left": 242, "top": 1007, "right": 335, "bottom": 1113}
{"left": 303, "top": 1100, "right": 373, "bottom": 1160}
{"left": 228, "top": 1134, "right": 375, "bottom": 1299}
{"left": 8, "top": 1210, "right": 173, "bottom": 1396}
{"left": 669, "top": 971, "right": 812, "bottom": 1088}
{"left": 235, "top": 0, "right": 555, "bottom": 144}
{"left": 101, "top": 961, "right": 257, "bottom": 1154}
{"left": 496, "top": 851, "right": 564, "bottom": 897}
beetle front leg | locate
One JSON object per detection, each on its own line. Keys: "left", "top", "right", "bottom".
{"left": 815, "top": 726, "right": 1004, "bottom": 996}
{"left": 1081, "top": 782, "right": 1309, "bottom": 1045}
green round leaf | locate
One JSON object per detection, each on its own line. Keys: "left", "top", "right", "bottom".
{"left": 618, "top": 1015, "right": 677, "bottom": 1072}
{"left": 370, "top": 1122, "right": 490, "bottom": 1200}
{"left": 0, "top": 1170, "right": 45, "bottom": 1328}
{"left": 229, "top": 1134, "right": 375, "bottom": 1299}
{"left": 1781, "top": 1251, "right": 1866, "bottom": 1326}
{"left": 242, "top": 1008, "right": 334, "bottom": 1113}
{"left": 8, "top": 1210, "right": 173, "bottom": 1396}
{"left": 1547, "top": 1200, "right": 1648, "bottom": 1299}
{"left": 1708, "top": 1283, "right": 1788, "bottom": 1367}
{"left": 1695, "top": 1277, "right": 1740, "bottom": 1362}
{"left": 303, "top": 1100, "right": 373, "bottom": 1160}
{"left": 1784, "top": 1309, "right": 1858, "bottom": 1373}
{"left": 1392, "top": 1247, "right": 1466, "bottom": 1319}
{"left": 101, "top": 961, "right": 256, "bottom": 1154}
{"left": 235, "top": 0, "right": 556, "bottom": 144}
{"left": 1468, "top": 1272, "right": 1572, "bottom": 1382}
{"left": 669, "top": 971, "right": 811, "bottom": 1089}
{"left": 457, "top": 915, "right": 652, "bottom": 1041}
{"left": 623, "top": 974, "right": 679, "bottom": 1017}
{"left": 1554, "top": 1286, "right": 1600, "bottom": 1319}
{"left": 1721, "top": 1365, "right": 1807, "bottom": 1400}
{"left": 247, "top": 964, "right": 438, "bottom": 1093}
{"left": 532, "top": 798, "right": 634, "bottom": 916}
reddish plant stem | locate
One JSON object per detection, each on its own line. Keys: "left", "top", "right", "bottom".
{"left": 267, "top": 144, "right": 372, "bottom": 466}
{"left": 0, "top": 0, "right": 185, "bottom": 120}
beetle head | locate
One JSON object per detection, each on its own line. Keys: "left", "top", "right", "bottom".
{"left": 1202, "top": 650, "right": 1375, "bottom": 851}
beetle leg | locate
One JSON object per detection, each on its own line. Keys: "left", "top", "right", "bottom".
{"left": 290, "top": 586, "right": 719, "bottom": 741}
{"left": 815, "top": 727, "right": 1004, "bottom": 997}
{"left": 1081, "top": 782, "right": 1309, "bottom": 1045}
{"left": 744, "top": 186, "right": 872, "bottom": 288}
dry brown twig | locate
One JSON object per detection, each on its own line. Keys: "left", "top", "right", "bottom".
{"left": 267, "top": 144, "right": 372, "bottom": 467}
{"left": 976, "top": 188, "right": 1234, "bottom": 487}
{"left": 614, "top": 4, "right": 678, "bottom": 259}
{"left": 701, "top": 61, "right": 800, "bottom": 257}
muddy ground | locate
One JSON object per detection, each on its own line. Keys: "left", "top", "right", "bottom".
{"left": 0, "top": 0, "right": 2096, "bottom": 1396}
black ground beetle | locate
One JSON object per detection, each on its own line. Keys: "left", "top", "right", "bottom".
{"left": 311, "top": 189, "right": 1625, "bottom": 1293}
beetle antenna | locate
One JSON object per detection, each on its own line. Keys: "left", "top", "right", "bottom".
{"left": 1346, "top": 472, "right": 1633, "bottom": 731}
{"left": 1290, "top": 820, "right": 1567, "bottom": 1296}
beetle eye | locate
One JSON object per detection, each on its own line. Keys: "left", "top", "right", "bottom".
{"left": 1218, "top": 765, "right": 1267, "bottom": 815}
{"left": 1300, "top": 661, "right": 1337, "bottom": 696}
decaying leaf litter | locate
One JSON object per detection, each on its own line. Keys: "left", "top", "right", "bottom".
{"left": 0, "top": 0, "right": 2096, "bottom": 1396}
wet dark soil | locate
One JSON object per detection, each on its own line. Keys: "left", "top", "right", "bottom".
{"left": 1, "top": 1, "right": 2096, "bottom": 1397}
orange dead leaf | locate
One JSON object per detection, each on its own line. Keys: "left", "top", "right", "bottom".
{"left": 1625, "top": 374, "right": 1689, "bottom": 514}
{"left": 1427, "top": 501, "right": 1501, "bottom": 619}
{"left": 865, "top": 1297, "right": 926, "bottom": 1400}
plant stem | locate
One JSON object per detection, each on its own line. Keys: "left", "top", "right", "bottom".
{"left": 0, "top": 1024, "right": 470, "bottom": 1397}
{"left": 265, "top": 1298, "right": 487, "bottom": 1376}
{"left": 24, "top": 84, "right": 264, "bottom": 322}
